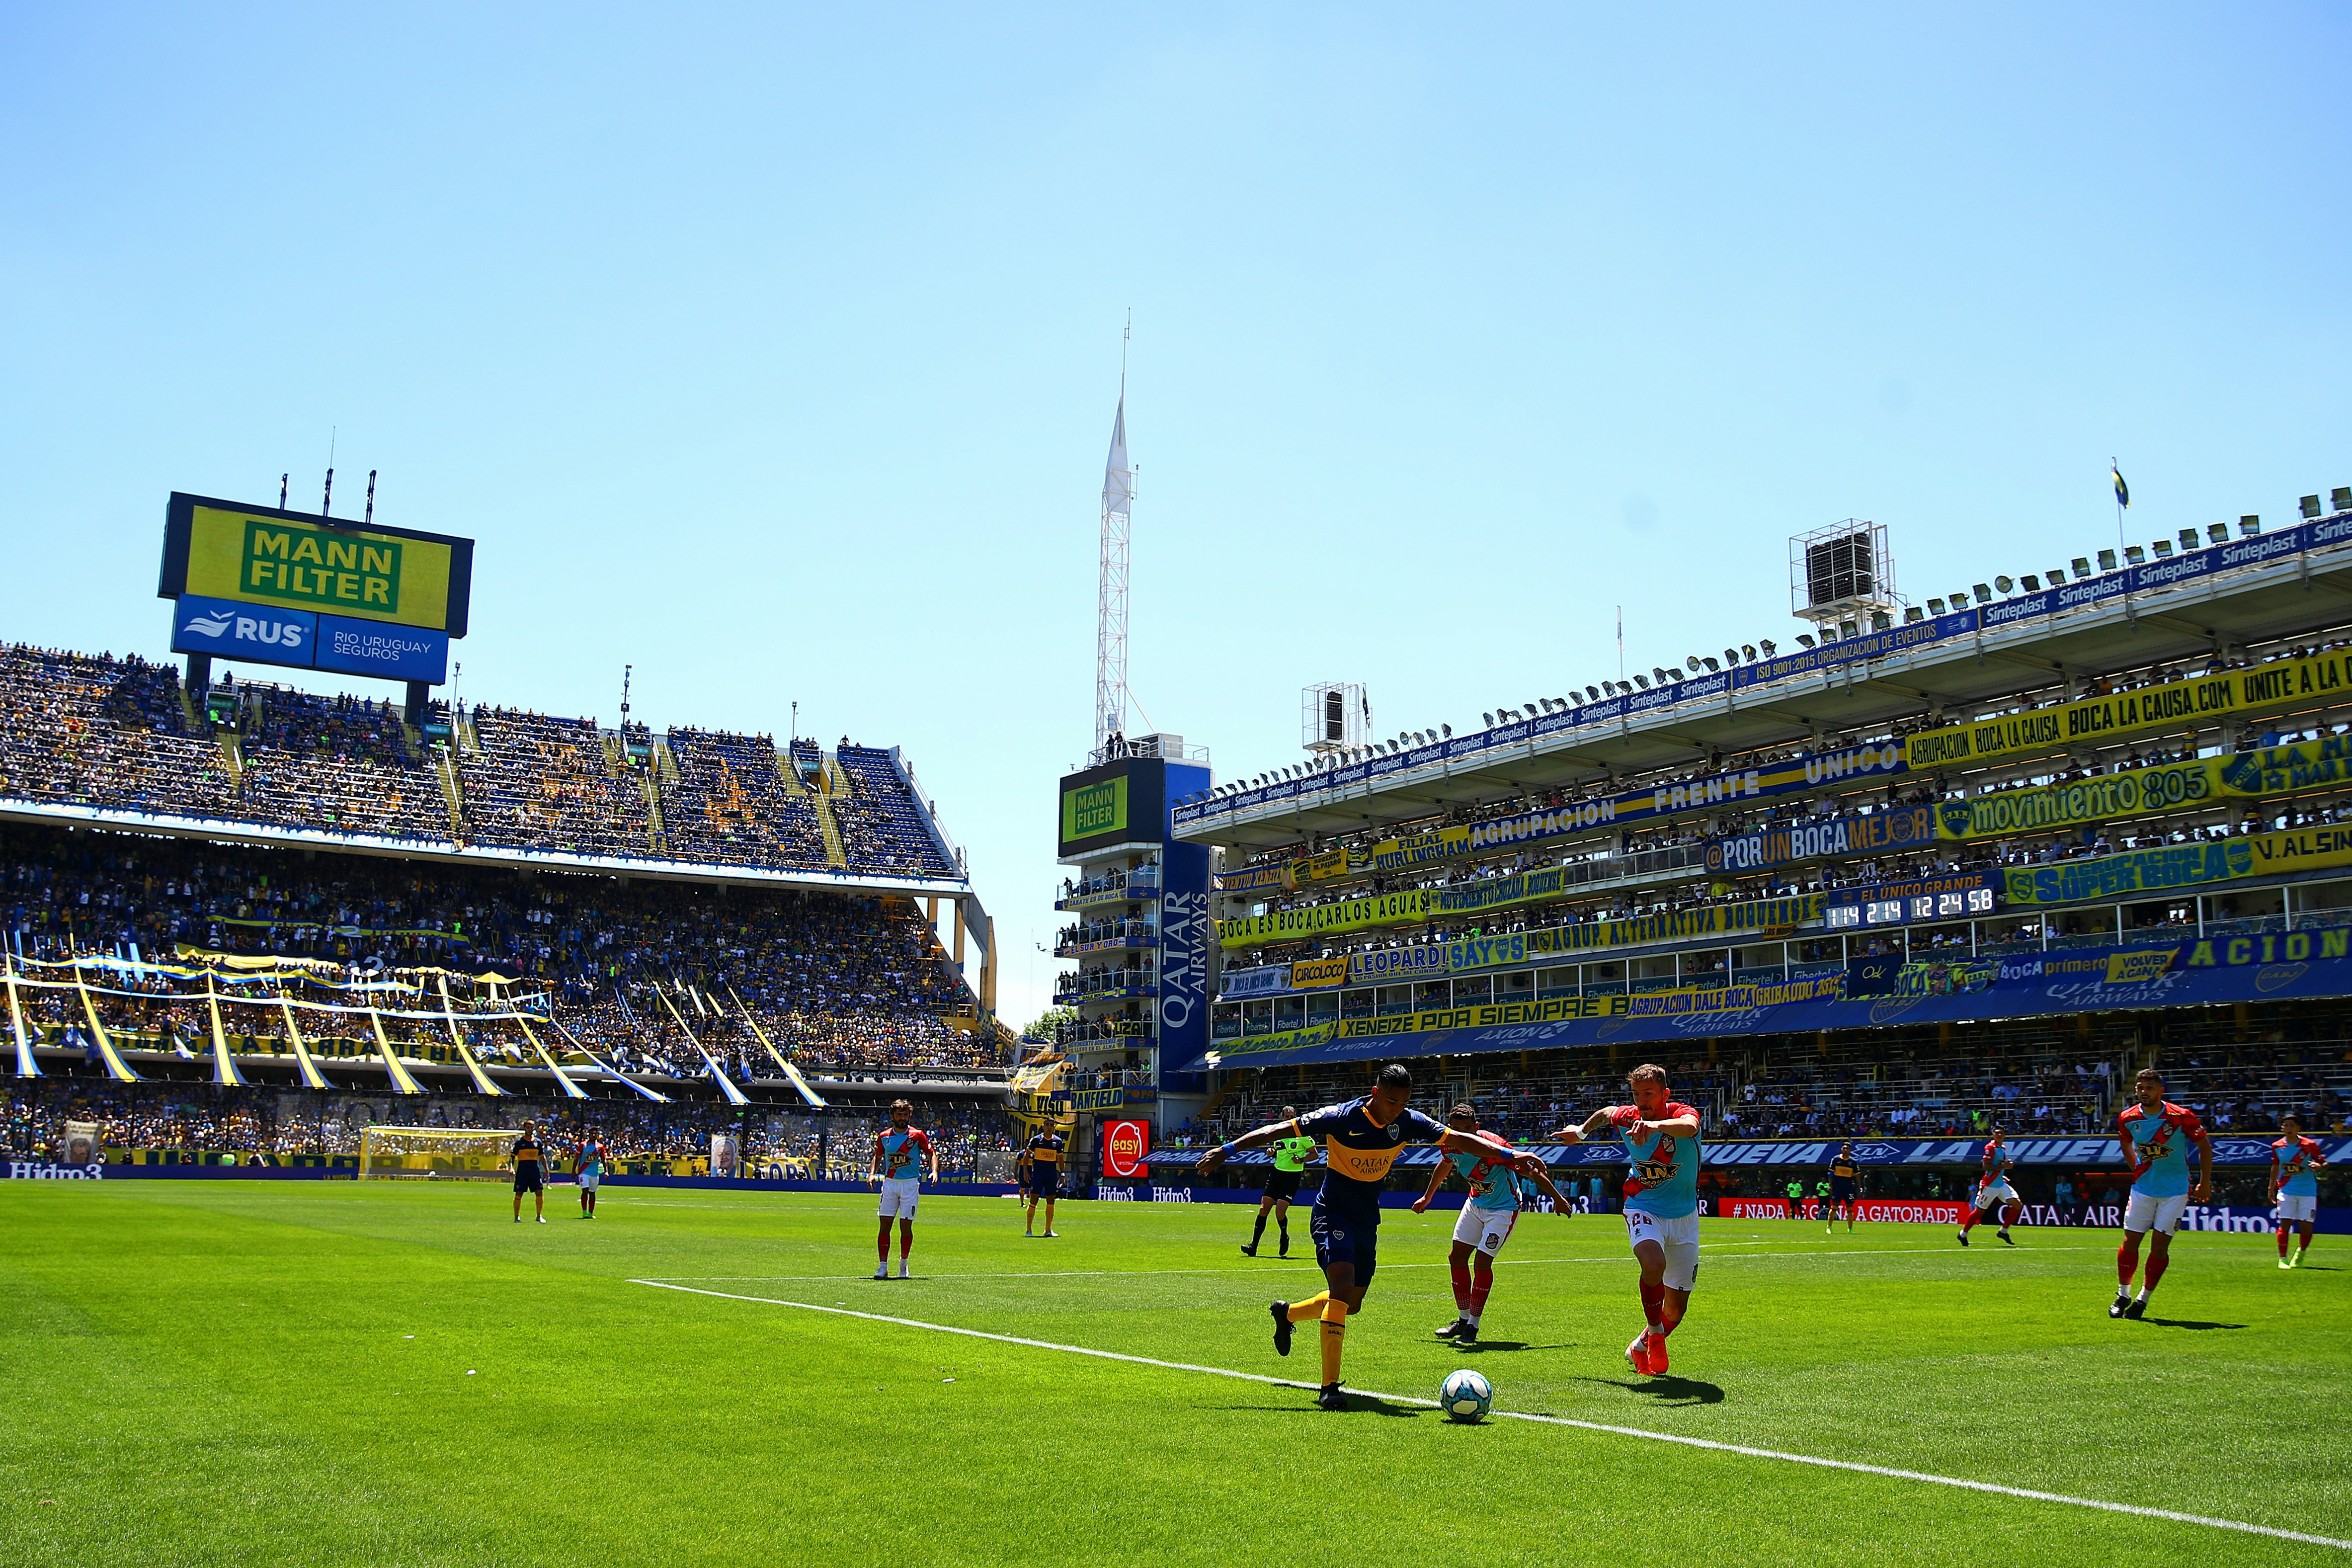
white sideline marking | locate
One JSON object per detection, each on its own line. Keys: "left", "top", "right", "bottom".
{"left": 629, "top": 1279, "right": 2351, "bottom": 1551}
{"left": 637, "top": 1243, "right": 2105, "bottom": 1283}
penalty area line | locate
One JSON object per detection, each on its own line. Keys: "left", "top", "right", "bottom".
{"left": 629, "top": 1279, "right": 2351, "bottom": 1552}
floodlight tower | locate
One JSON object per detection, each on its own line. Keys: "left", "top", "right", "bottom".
{"left": 1095, "top": 333, "right": 1134, "bottom": 762}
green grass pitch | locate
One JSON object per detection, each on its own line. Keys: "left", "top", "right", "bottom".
{"left": 2, "top": 1182, "right": 2347, "bottom": 1566}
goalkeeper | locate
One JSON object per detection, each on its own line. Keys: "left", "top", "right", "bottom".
{"left": 1241, "top": 1106, "right": 1318, "bottom": 1259}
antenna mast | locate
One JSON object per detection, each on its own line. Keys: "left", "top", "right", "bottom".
{"left": 1094, "top": 314, "right": 1134, "bottom": 760}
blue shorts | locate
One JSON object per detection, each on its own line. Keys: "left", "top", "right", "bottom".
{"left": 1029, "top": 1166, "right": 1060, "bottom": 1198}
{"left": 1830, "top": 1178, "right": 1856, "bottom": 1200}
{"left": 1310, "top": 1200, "right": 1379, "bottom": 1286}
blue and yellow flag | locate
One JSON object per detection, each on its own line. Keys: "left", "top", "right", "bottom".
{"left": 2112, "top": 464, "right": 2129, "bottom": 509}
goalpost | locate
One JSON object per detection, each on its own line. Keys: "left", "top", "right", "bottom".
{"left": 356, "top": 1126, "right": 521, "bottom": 1180}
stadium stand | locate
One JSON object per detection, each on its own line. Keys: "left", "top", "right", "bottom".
{"left": 0, "top": 641, "right": 964, "bottom": 884}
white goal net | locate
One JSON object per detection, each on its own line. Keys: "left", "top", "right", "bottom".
{"left": 357, "top": 1125, "right": 522, "bottom": 1180}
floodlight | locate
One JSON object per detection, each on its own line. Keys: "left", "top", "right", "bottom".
{"left": 2095, "top": 552, "right": 2115, "bottom": 572}
{"left": 1686, "top": 656, "right": 1703, "bottom": 672}
{"left": 1972, "top": 584, "right": 1991, "bottom": 603}
{"left": 1441, "top": 723, "right": 1453, "bottom": 736}
{"left": 1905, "top": 607, "right": 1925, "bottom": 623}
{"left": 1796, "top": 634, "right": 1816, "bottom": 649}
{"left": 2070, "top": 558, "right": 2090, "bottom": 577}
{"left": 1723, "top": 649, "right": 1739, "bottom": 664}
{"left": 1702, "top": 657, "right": 1720, "bottom": 672}
{"left": 1586, "top": 685, "right": 1600, "bottom": 701}
{"left": 2046, "top": 569, "right": 2066, "bottom": 585}
{"left": 2242, "top": 515, "right": 2263, "bottom": 536}
{"left": 1482, "top": 712, "right": 1494, "bottom": 726}
{"left": 1995, "top": 575, "right": 2014, "bottom": 593}
{"left": 1633, "top": 675, "right": 1650, "bottom": 689}
{"left": 1741, "top": 645, "right": 1757, "bottom": 661}
{"left": 2124, "top": 546, "right": 2145, "bottom": 564}
{"left": 2178, "top": 529, "right": 2199, "bottom": 551}
{"left": 2021, "top": 575, "right": 2040, "bottom": 591}
{"left": 2150, "top": 542, "right": 2171, "bottom": 559}
{"left": 1758, "top": 640, "right": 1776, "bottom": 656}
{"left": 1927, "top": 598, "right": 1946, "bottom": 615}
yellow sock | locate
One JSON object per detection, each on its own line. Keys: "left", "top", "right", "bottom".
{"left": 1286, "top": 1292, "right": 1331, "bottom": 1323}
{"left": 1319, "top": 1298, "right": 1349, "bottom": 1385}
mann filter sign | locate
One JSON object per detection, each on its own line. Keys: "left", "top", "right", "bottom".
{"left": 1063, "top": 777, "right": 1127, "bottom": 842}
{"left": 159, "top": 492, "right": 474, "bottom": 636}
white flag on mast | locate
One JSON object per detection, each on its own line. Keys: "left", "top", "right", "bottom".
{"left": 1102, "top": 396, "right": 1133, "bottom": 518}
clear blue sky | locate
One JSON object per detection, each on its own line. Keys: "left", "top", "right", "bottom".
{"left": 4, "top": 5, "right": 2347, "bottom": 1029}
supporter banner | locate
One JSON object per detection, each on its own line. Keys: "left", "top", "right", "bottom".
{"left": 1170, "top": 518, "right": 2352, "bottom": 832}
{"left": 1846, "top": 953, "right": 1997, "bottom": 998}
{"left": 1217, "top": 890, "right": 1432, "bottom": 949}
{"left": 1218, "top": 964, "right": 1290, "bottom": 999}
{"left": 1706, "top": 805, "right": 1936, "bottom": 874}
{"left": 1946, "top": 742, "right": 2352, "bottom": 848}
{"left": 1906, "top": 649, "right": 2352, "bottom": 770}
{"left": 1216, "top": 862, "right": 1293, "bottom": 895}
{"left": 1365, "top": 743, "right": 1911, "bottom": 876}
{"left": 2007, "top": 825, "right": 2352, "bottom": 907}
{"left": 1351, "top": 943, "right": 1451, "bottom": 983}
{"left": 1288, "top": 956, "right": 1351, "bottom": 990}
{"left": 1291, "top": 847, "right": 1360, "bottom": 886}
{"left": 1522, "top": 895, "right": 1826, "bottom": 957}
{"left": 1189, "top": 928, "right": 2352, "bottom": 1072}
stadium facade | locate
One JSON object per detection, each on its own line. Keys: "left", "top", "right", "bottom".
{"left": 1140, "top": 490, "right": 2352, "bottom": 1215}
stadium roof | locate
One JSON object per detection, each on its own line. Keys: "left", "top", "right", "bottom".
{"left": 1177, "top": 519, "right": 2352, "bottom": 855}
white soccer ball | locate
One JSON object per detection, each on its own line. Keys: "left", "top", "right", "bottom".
{"left": 1440, "top": 1367, "right": 1492, "bottom": 1423}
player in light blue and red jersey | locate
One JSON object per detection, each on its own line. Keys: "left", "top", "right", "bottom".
{"left": 1555, "top": 1064, "right": 1702, "bottom": 1376}
{"left": 2111, "top": 1069, "right": 2213, "bottom": 1319}
{"left": 869, "top": 1099, "right": 937, "bottom": 1280}
{"left": 2270, "top": 1113, "right": 2328, "bottom": 1269}
{"left": 1957, "top": 1130, "right": 2020, "bottom": 1247}
{"left": 1412, "top": 1102, "right": 1571, "bottom": 1345}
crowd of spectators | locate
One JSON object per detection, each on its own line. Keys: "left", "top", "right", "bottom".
{"left": 0, "top": 821, "right": 998, "bottom": 1073}
{"left": 0, "top": 643, "right": 964, "bottom": 883}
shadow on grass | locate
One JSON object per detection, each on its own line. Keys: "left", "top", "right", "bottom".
{"left": 1574, "top": 1375, "right": 1725, "bottom": 1406}
{"left": 1451, "top": 1340, "right": 1574, "bottom": 1355}
{"left": 2138, "top": 1317, "right": 2249, "bottom": 1331}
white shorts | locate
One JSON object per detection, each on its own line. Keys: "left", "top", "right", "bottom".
{"left": 2122, "top": 1189, "right": 2187, "bottom": 1236}
{"left": 878, "top": 1177, "right": 921, "bottom": 1218}
{"left": 2276, "top": 1194, "right": 2317, "bottom": 1224}
{"left": 1973, "top": 1180, "right": 2019, "bottom": 1210}
{"left": 1453, "top": 1203, "right": 1519, "bottom": 1257}
{"left": 577, "top": 1171, "right": 600, "bottom": 1191}
{"left": 1624, "top": 1208, "right": 1700, "bottom": 1292}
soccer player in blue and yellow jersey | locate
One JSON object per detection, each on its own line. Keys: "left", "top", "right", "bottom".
{"left": 2111, "top": 1068, "right": 2214, "bottom": 1319}
{"left": 1555, "top": 1065, "right": 1702, "bottom": 1377}
{"left": 2270, "top": 1113, "right": 2327, "bottom": 1269}
{"left": 1020, "top": 1124, "right": 1065, "bottom": 1238}
{"left": 1827, "top": 1142, "right": 1861, "bottom": 1233}
{"left": 869, "top": 1099, "right": 937, "bottom": 1280}
{"left": 509, "top": 1122, "right": 546, "bottom": 1224}
{"left": 1412, "top": 1103, "right": 1571, "bottom": 1344}
{"left": 1198, "top": 1063, "right": 1542, "bottom": 1409}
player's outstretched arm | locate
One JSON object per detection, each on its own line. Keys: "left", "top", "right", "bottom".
{"left": 1410, "top": 1156, "right": 1450, "bottom": 1214}
{"left": 1197, "top": 1118, "right": 1296, "bottom": 1173}
{"left": 1435, "top": 1125, "right": 1544, "bottom": 1176}
{"left": 1550, "top": 1107, "right": 1617, "bottom": 1145}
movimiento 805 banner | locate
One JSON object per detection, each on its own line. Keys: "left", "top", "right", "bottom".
{"left": 159, "top": 493, "right": 474, "bottom": 636}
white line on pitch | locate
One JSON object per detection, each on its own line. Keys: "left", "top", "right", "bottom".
{"left": 628, "top": 1278, "right": 2350, "bottom": 1553}
{"left": 636, "top": 1243, "right": 2104, "bottom": 1282}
